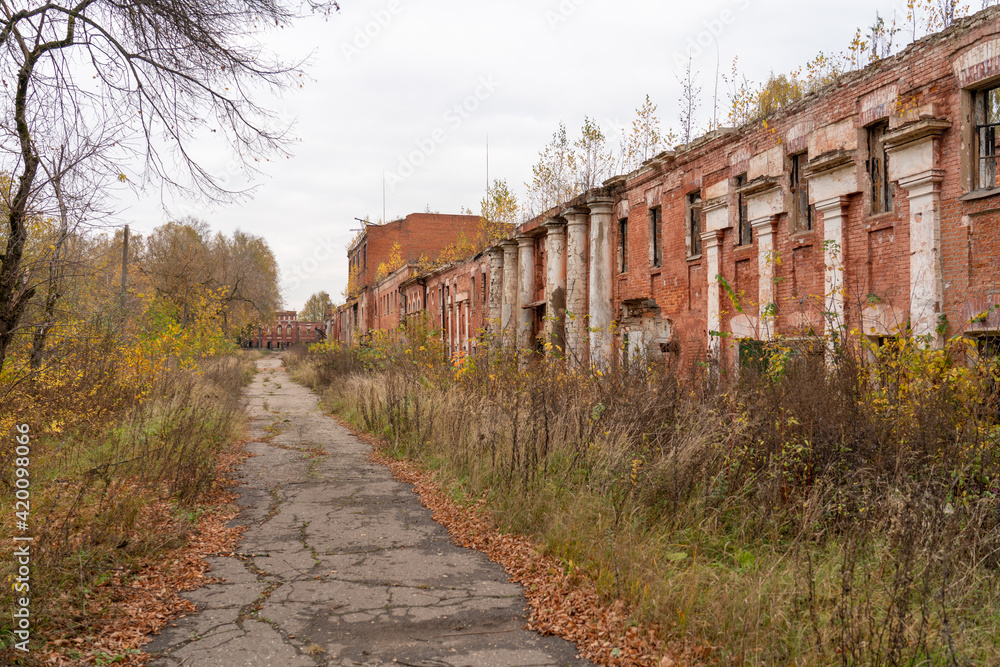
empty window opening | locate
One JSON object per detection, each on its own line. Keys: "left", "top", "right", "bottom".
{"left": 790, "top": 153, "right": 812, "bottom": 232}
{"left": 650, "top": 207, "right": 662, "bottom": 268}
{"left": 618, "top": 217, "right": 629, "bottom": 273}
{"left": 736, "top": 173, "right": 751, "bottom": 246}
{"left": 688, "top": 191, "right": 703, "bottom": 257}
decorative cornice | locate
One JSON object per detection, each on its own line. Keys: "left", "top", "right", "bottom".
{"left": 740, "top": 176, "right": 781, "bottom": 197}
{"left": 884, "top": 118, "right": 951, "bottom": 150}
{"left": 543, "top": 218, "right": 567, "bottom": 235}
{"left": 703, "top": 195, "right": 728, "bottom": 213}
{"left": 813, "top": 195, "right": 852, "bottom": 214}
{"left": 750, "top": 215, "right": 778, "bottom": 232}
{"left": 586, "top": 196, "right": 615, "bottom": 213}
{"left": 700, "top": 229, "right": 726, "bottom": 248}
{"left": 804, "top": 150, "right": 855, "bottom": 178}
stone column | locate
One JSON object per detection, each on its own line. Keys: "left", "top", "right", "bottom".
{"left": 701, "top": 228, "right": 726, "bottom": 361}
{"left": 751, "top": 216, "right": 779, "bottom": 340}
{"left": 884, "top": 119, "right": 950, "bottom": 347}
{"left": 487, "top": 247, "right": 504, "bottom": 339}
{"left": 463, "top": 298, "right": 470, "bottom": 353}
{"left": 702, "top": 196, "right": 729, "bottom": 361}
{"left": 543, "top": 219, "right": 567, "bottom": 354}
{"left": 563, "top": 207, "right": 590, "bottom": 368}
{"left": 815, "top": 196, "right": 851, "bottom": 351}
{"left": 902, "top": 170, "right": 945, "bottom": 345}
{"left": 451, "top": 288, "right": 462, "bottom": 356}
{"left": 516, "top": 235, "right": 536, "bottom": 351}
{"left": 500, "top": 240, "right": 519, "bottom": 348}
{"left": 588, "top": 197, "right": 615, "bottom": 369}
{"left": 446, "top": 285, "right": 453, "bottom": 359}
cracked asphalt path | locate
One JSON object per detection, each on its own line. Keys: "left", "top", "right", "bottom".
{"left": 146, "top": 356, "right": 590, "bottom": 667}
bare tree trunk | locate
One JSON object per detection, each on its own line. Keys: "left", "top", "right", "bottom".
{"left": 0, "top": 51, "right": 43, "bottom": 374}
{"left": 29, "top": 154, "right": 71, "bottom": 370}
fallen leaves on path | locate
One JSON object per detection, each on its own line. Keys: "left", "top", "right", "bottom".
{"left": 30, "top": 442, "right": 251, "bottom": 667}
{"left": 350, "top": 424, "right": 710, "bottom": 667}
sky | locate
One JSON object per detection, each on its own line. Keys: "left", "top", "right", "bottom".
{"left": 114, "top": 0, "right": 935, "bottom": 311}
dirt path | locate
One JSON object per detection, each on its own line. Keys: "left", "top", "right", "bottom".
{"left": 146, "top": 356, "right": 590, "bottom": 667}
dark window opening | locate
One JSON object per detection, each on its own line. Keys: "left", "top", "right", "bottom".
{"left": 868, "top": 121, "right": 893, "bottom": 214}
{"left": 977, "top": 334, "right": 1000, "bottom": 360}
{"left": 975, "top": 85, "right": 1000, "bottom": 191}
{"left": 650, "top": 207, "right": 662, "bottom": 268}
{"left": 688, "top": 191, "right": 703, "bottom": 257}
{"left": 618, "top": 217, "right": 629, "bottom": 273}
{"left": 790, "top": 153, "right": 812, "bottom": 232}
{"left": 736, "top": 173, "right": 751, "bottom": 246}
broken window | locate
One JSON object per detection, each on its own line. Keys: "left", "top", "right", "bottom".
{"left": 790, "top": 153, "right": 812, "bottom": 232}
{"left": 868, "top": 121, "right": 893, "bottom": 214}
{"left": 618, "top": 217, "right": 629, "bottom": 273}
{"left": 650, "top": 207, "right": 662, "bottom": 268}
{"left": 735, "top": 173, "right": 751, "bottom": 246}
{"left": 975, "top": 85, "right": 1000, "bottom": 191}
{"left": 688, "top": 191, "right": 703, "bottom": 257}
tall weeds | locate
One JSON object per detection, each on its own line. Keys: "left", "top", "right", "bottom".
{"left": 290, "top": 331, "right": 1000, "bottom": 665}
{"left": 0, "top": 317, "right": 256, "bottom": 660}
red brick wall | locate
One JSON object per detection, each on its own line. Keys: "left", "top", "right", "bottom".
{"left": 334, "top": 9, "right": 1000, "bottom": 366}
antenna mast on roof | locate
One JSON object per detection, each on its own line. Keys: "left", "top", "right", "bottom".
{"left": 382, "top": 170, "right": 386, "bottom": 224}
{"left": 486, "top": 133, "right": 489, "bottom": 195}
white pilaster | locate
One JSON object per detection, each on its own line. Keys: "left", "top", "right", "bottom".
{"left": 588, "top": 197, "right": 615, "bottom": 369}
{"left": 814, "top": 196, "right": 851, "bottom": 352}
{"left": 885, "top": 118, "right": 950, "bottom": 347}
{"left": 500, "top": 240, "right": 519, "bottom": 348}
{"left": 487, "top": 246, "right": 504, "bottom": 340}
{"left": 751, "top": 216, "right": 779, "bottom": 340}
{"left": 516, "top": 235, "right": 536, "bottom": 351}
{"left": 543, "top": 219, "right": 567, "bottom": 354}
{"left": 564, "top": 207, "right": 590, "bottom": 368}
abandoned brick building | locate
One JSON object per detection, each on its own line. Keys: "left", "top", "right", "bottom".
{"left": 331, "top": 213, "right": 482, "bottom": 343}
{"left": 331, "top": 8, "right": 1000, "bottom": 368}
{"left": 247, "top": 310, "right": 325, "bottom": 350}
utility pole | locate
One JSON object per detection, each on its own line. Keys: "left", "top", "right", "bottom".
{"left": 120, "top": 225, "right": 129, "bottom": 317}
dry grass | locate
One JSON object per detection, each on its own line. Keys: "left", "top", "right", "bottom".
{"left": 288, "top": 331, "right": 1000, "bottom": 665}
{"left": 0, "top": 349, "right": 256, "bottom": 664}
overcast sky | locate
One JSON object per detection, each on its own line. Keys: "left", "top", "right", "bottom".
{"left": 117, "top": 0, "right": 929, "bottom": 311}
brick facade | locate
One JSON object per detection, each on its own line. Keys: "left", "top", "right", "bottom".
{"left": 248, "top": 311, "right": 325, "bottom": 350}
{"left": 331, "top": 9, "right": 1000, "bottom": 368}
{"left": 337, "top": 213, "right": 481, "bottom": 343}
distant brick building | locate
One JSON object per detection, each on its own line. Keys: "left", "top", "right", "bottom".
{"left": 331, "top": 8, "right": 1000, "bottom": 368}
{"left": 337, "top": 213, "right": 481, "bottom": 343}
{"left": 248, "top": 311, "right": 325, "bottom": 350}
